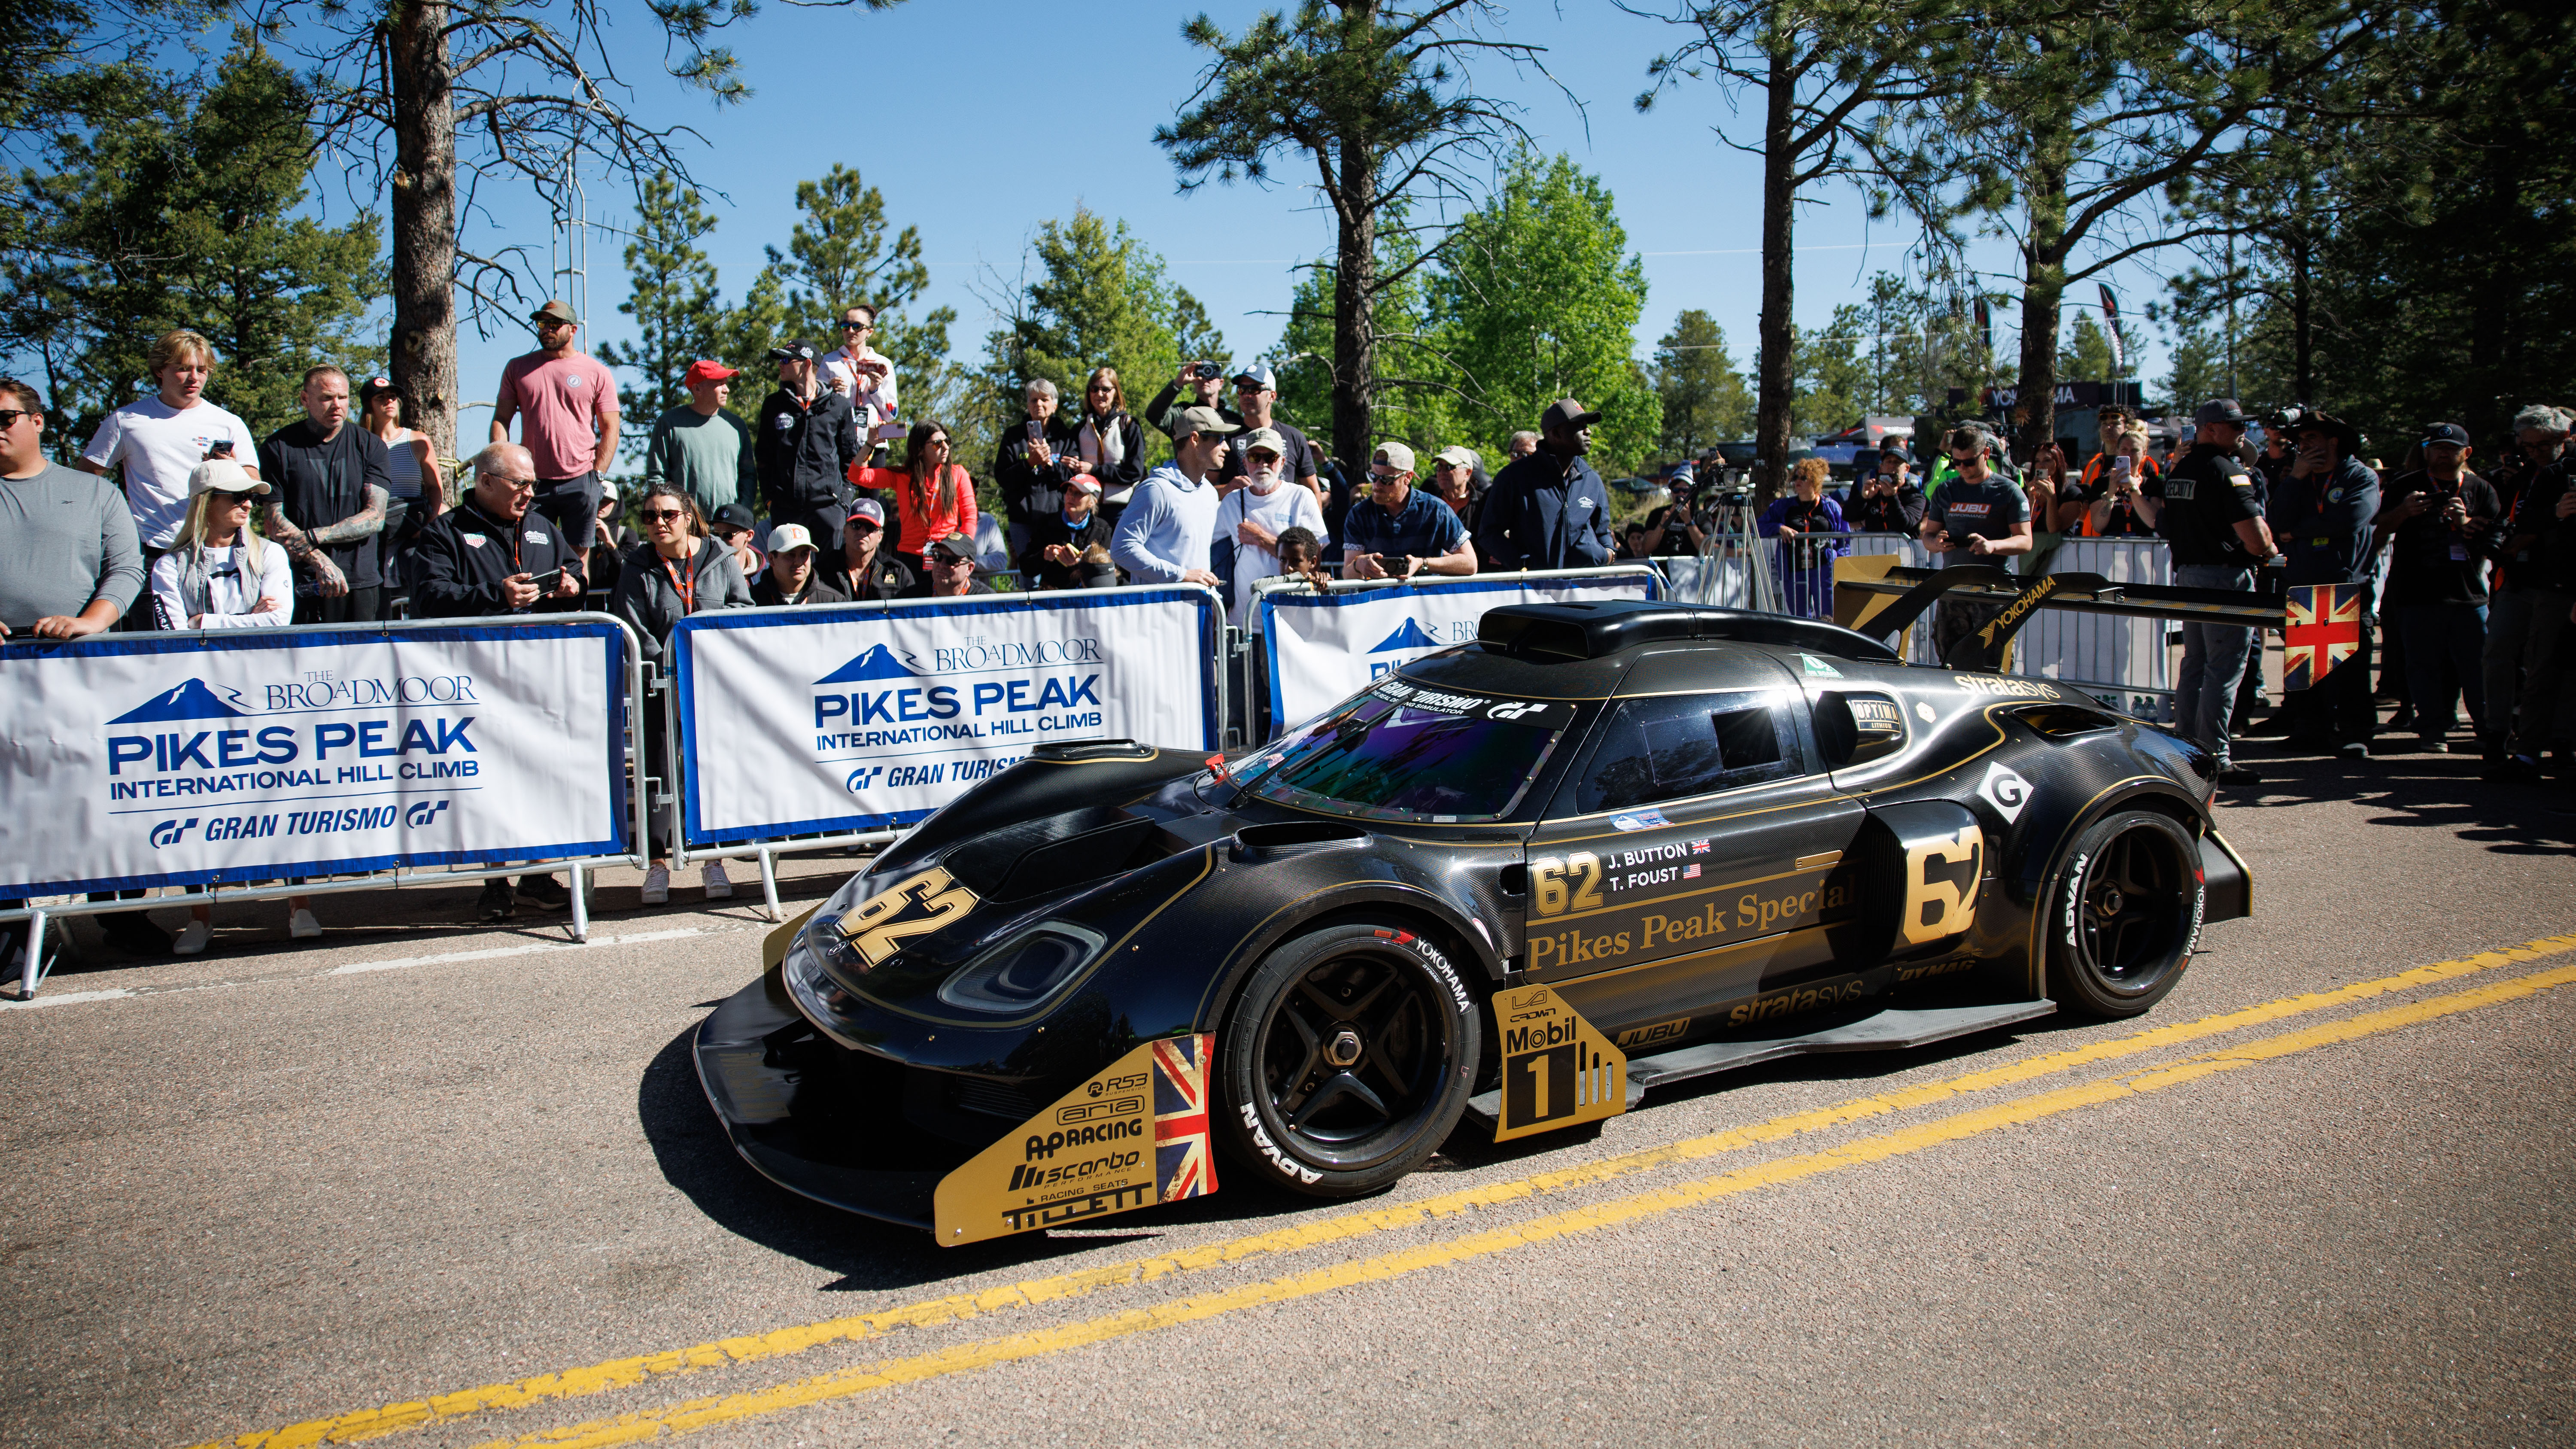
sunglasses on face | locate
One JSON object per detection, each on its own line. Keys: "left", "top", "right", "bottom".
{"left": 841, "top": 321, "right": 873, "bottom": 330}
{"left": 0, "top": 408, "right": 35, "bottom": 429}
{"left": 934, "top": 552, "right": 973, "bottom": 566}
{"left": 846, "top": 521, "right": 881, "bottom": 536}
{"left": 642, "top": 508, "right": 687, "bottom": 522}
{"left": 211, "top": 489, "right": 256, "bottom": 505}
{"left": 488, "top": 476, "right": 537, "bottom": 493}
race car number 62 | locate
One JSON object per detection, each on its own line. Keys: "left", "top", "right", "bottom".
{"left": 1529, "top": 854, "right": 1605, "bottom": 918}
{"left": 838, "top": 866, "right": 979, "bottom": 967}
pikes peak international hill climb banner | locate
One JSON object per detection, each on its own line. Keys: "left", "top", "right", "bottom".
{"left": 1255, "top": 569, "right": 1661, "bottom": 738}
{"left": 0, "top": 620, "right": 629, "bottom": 896}
{"left": 669, "top": 587, "right": 1219, "bottom": 845}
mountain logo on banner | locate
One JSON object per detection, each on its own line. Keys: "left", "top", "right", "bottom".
{"left": 1368, "top": 619, "right": 1446, "bottom": 653}
{"left": 814, "top": 643, "right": 926, "bottom": 684}
{"left": 108, "top": 678, "right": 249, "bottom": 723}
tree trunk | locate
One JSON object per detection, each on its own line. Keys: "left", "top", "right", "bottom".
{"left": 2012, "top": 145, "right": 2070, "bottom": 466}
{"left": 387, "top": 0, "right": 459, "bottom": 479}
{"left": 1751, "top": 45, "right": 1797, "bottom": 507}
{"left": 1330, "top": 143, "right": 1378, "bottom": 475}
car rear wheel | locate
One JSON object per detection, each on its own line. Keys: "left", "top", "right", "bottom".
{"left": 1215, "top": 923, "right": 1479, "bottom": 1198}
{"left": 2046, "top": 809, "right": 2202, "bottom": 1018}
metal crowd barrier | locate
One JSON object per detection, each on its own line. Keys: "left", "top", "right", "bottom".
{"left": 3, "top": 612, "right": 651, "bottom": 998}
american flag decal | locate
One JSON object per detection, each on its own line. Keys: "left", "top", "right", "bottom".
{"left": 2283, "top": 583, "right": 2364, "bottom": 691}
{"left": 1152, "top": 1034, "right": 1218, "bottom": 1202}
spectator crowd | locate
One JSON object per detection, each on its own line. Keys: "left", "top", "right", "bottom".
{"left": 6, "top": 298, "right": 2570, "bottom": 967}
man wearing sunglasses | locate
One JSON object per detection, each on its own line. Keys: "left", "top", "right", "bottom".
{"left": 925, "top": 532, "right": 995, "bottom": 598}
{"left": 408, "top": 442, "right": 583, "bottom": 620}
{"left": 821, "top": 305, "right": 901, "bottom": 461}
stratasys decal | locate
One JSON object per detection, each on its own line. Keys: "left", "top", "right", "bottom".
{"left": 1952, "top": 673, "right": 2062, "bottom": 700}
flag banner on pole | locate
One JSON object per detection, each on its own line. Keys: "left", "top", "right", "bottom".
{"left": 2282, "top": 582, "right": 2365, "bottom": 691}
{"left": 0, "top": 619, "right": 628, "bottom": 897}
{"left": 670, "top": 586, "right": 1220, "bottom": 845}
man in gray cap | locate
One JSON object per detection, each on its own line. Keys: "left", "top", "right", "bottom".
{"left": 1476, "top": 399, "right": 1615, "bottom": 571}
{"left": 1112, "top": 404, "right": 1238, "bottom": 586}
{"left": 2158, "top": 398, "right": 2278, "bottom": 785}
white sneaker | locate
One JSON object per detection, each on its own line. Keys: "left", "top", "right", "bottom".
{"left": 289, "top": 908, "right": 323, "bottom": 939}
{"left": 641, "top": 864, "right": 670, "bottom": 905}
{"left": 702, "top": 860, "right": 735, "bottom": 899}
{"left": 174, "top": 920, "right": 213, "bottom": 956}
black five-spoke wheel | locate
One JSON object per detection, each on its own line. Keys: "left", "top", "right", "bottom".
{"left": 2047, "top": 809, "right": 2203, "bottom": 1018}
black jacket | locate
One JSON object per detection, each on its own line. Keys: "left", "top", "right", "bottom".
{"left": 1847, "top": 483, "right": 1929, "bottom": 535}
{"left": 2499, "top": 458, "right": 2576, "bottom": 595}
{"left": 994, "top": 413, "right": 1081, "bottom": 530}
{"left": 835, "top": 550, "right": 917, "bottom": 602}
{"left": 2378, "top": 469, "right": 2503, "bottom": 606}
{"left": 755, "top": 387, "right": 863, "bottom": 516}
{"left": 1019, "top": 508, "right": 1116, "bottom": 591}
{"left": 410, "top": 498, "right": 583, "bottom": 617}
{"left": 750, "top": 572, "right": 851, "bottom": 607}
{"left": 2266, "top": 455, "right": 2380, "bottom": 587}
{"left": 609, "top": 536, "right": 753, "bottom": 666}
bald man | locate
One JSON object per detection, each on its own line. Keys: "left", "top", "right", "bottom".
{"left": 410, "top": 441, "right": 585, "bottom": 617}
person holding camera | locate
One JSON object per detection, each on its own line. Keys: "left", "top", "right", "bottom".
{"left": 2373, "top": 423, "right": 2503, "bottom": 756}
{"left": 1143, "top": 360, "right": 1237, "bottom": 440}
{"left": 2266, "top": 410, "right": 2381, "bottom": 758}
{"left": 2160, "top": 400, "right": 2279, "bottom": 784}
{"left": 1918, "top": 425, "right": 2034, "bottom": 664}
{"left": 2064, "top": 426, "right": 2163, "bottom": 536}
{"left": 1848, "top": 449, "right": 1926, "bottom": 535}
{"left": 2479, "top": 405, "right": 2572, "bottom": 778}
{"left": 994, "top": 378, "right": 1078, "bottom": 562}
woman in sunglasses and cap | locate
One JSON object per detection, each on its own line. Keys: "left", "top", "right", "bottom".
{"left": 152, "top": 459, "right": 323, "bottom": 952}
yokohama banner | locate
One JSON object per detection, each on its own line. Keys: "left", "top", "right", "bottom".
{"left": 1252, "top": 568, "right": 1662, "bottom": 738}
{"left": 0, "top": 618, "right": 629, "bottom": 897}
{"left": 668, "top": 586, "right": 1221, "bottom": 845}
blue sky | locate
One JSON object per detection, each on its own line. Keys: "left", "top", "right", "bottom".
{"left": 385, "top": 0, "right": 2173, "bottom": 421}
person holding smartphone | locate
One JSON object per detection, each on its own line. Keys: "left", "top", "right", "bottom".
{"left": 2068, "top": 427, "right": 2164, "bottom": 537}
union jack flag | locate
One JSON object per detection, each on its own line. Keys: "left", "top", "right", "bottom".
{"left": 2283, "top": 583, "right": 2365, "bottom": 691}
{"left": 1152, "top": 1034, "right": 1218, "bottom": 1203}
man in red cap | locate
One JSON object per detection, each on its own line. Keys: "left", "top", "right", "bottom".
{"left": 641, "top": 360, "right": 756, "bottom": 529}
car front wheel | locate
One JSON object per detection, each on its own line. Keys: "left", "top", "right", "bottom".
{"left": 2046, "top": 809, "right": 2202, "bottom": 1018}
{"left": 1215, "top": 922, "right": 1480, "bottom": 1198}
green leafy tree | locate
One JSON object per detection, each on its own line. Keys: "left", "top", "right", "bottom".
{"left": 1277, "top": 221, "right": 1449, "bottom": 464}
{"left": 989, "top": 207, "right": 1225, "bottom": 433}
{"left": 761, "top": 163, "right": 954, "bottom": 391}
{"left": 1427, "top": 153, "right": 1660, "bottom": 474}
{"left": 594, "top": 171, "right": 725, "bottom": 436}
{"left": 1157, "top": 0, "right": 1547, "bottom": 468}
{"left": 1653, "top": 308, "right": 1753, "bottom": 459}
{"left": 2055, "top": 313, "right": 2114, "bottom": 384}
{"left": 7, "top": 37, "right": 384, "bottom": 444}
{"left": 1793, "top": 304, "right": 1871, "bottom": 439}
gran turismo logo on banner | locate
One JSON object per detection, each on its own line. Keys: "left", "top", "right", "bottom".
{"left": 669, "top": 586, "right": 1221, "bottom": 845}
{"left": 0, "top": 621, "right": 629, "bottom": 896}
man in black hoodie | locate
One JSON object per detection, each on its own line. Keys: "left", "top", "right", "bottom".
{"left": 755, "top": 343, "right": 864, "bottom": 576}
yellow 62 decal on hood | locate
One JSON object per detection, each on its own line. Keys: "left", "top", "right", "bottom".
{"left": 838, "top": 866, "right": 979, "bottom": 967}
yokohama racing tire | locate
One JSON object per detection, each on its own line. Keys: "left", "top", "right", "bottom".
{"left": 2045, "top": 808, "right": 2203, "bottom": 1018}
{"left": 1214, "top": 922, "right": 1480, "bottom": 1198}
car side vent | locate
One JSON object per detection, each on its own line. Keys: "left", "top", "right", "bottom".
{"left": 1230, "top": 820, "right": 1369, "bottom": 862}
{"left": 1033, "top": 738, "right": 1156, "bottom": 762}
{"left": 2013, "top": 703, "right": 2121, "bottom": 738}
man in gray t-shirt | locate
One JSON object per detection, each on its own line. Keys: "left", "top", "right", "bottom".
{"left": 0, "top": 380, "right": 143, "bottom": 637}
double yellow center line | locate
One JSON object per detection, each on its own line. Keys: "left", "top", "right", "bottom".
{"left": 200, "top": 933, "right": 2576, "bottom": 1449}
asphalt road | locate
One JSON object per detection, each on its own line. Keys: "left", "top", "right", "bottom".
{"left": 3, "top": 741, "right": 2572, "bottom": 1449}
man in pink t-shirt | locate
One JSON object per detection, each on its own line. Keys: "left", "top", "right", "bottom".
{"left": 491, "top": 298, "right": 620, "bottom": 578}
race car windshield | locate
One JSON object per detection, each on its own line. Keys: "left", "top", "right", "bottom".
{"left": 1246, "top": 684, "right": 1575, "bottom": 822}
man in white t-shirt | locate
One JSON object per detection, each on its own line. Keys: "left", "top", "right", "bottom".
{"left": 819, "top": 303, "right": 902, "bottom": 461}
{"left": 76, "top": 328, "right": 260, "bottom": 627}
{"left": 1212, "top": 428, "right": 1329, "bottom": 626}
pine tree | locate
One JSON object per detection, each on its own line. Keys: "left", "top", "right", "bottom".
{"left": 1653, "top": 309, "right": 1752, "bottom": 460}
{"left": 594, "top": 172, "right": 725, "bottom": 433}
{"left": 761, "top": 164, "right": 954, "bottom": 392}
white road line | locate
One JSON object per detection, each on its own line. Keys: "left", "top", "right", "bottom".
{"left": 1, "top": 923, "right": 753, "bottom": 1013}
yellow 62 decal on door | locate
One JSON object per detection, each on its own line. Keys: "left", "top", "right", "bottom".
{"left": 1899, "top": 826, "right": 1982, "bottom": 945}
{"left": 838, "top": 866, "right": 979, "bottom": 967}
{"left": 1529, "top": 853, "right": 1606, "bottom": 918}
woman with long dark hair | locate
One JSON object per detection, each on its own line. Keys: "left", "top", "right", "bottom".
{"left": 858, "top": 420, "right": 979, "bottom": 595}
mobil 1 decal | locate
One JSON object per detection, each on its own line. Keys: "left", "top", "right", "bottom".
{"left": 932, "top": 1033, "right": 1217, "bottom": 1246}
{"left": 1489, "top": 986, "right": 1628, "bottom": 1143}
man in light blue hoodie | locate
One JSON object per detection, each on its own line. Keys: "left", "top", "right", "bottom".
{"left": 1112, "top": 405, "right": 1239, "bottom": 586}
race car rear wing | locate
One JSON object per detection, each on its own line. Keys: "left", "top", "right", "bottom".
{"left": 1831, "top": 559, "right": 2289, "bottom": 672}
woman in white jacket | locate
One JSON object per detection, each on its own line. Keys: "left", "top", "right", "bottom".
{"left": 150, "top": 459, "right": 318, "bottom": 952}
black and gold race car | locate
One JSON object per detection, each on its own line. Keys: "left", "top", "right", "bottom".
{"left": 697, "top": 589, "right": 2254, "bottom": 1246}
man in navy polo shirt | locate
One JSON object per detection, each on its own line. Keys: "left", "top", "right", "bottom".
{"left": 1342, "top": 442, "right": 1477, "bottom": 579}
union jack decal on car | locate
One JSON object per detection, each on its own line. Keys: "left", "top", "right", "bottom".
{"left": 1153, "top": 1033, "right": 1218, "bottom": 1202}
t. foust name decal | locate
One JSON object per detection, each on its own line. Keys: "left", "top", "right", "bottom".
{"left": 932, "top": 1033, "right": 1216, "bottom": 1246}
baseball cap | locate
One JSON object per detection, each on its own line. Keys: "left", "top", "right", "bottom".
{"left": 187, "top": 459, "right": 268, "bottom": 496}
{"left": 1371, "top": 441, "right": 1417, "bottom": 474}
{"left": 1231, "top": 361, "right": 1277, "bottom": 390}
{"left": 712, "top": 504, "right": 757, "bottom": 535}
{"left": 685, "top": 360, "right": 739, "bottom": 386}
{"left": 1541, "top": 399, "right": 1602, "bottom": 432}
{"left": 929, "top": 532, "right": 977, "bottom": 561}
{"left": 1238, "top": 427, "right": 1286, "bottom": 457}
{"left": 1433, "top": 445, "right": 1478, "bottom": 470}
{"left": 845, "top": 498, "right": 886, "bottom": 528}
{"left": 766, "top": 523, "right": 816, "bottom": 553}
{"left": 1169, "top": 404, "right": 1242, "bottom": 440}
{"left": 531, "top": 299, "right": 579, "bottom": 325}
{"left": 2421, "top": 422, "right": 2471, "bottom": 447}
{"left": 2193, "top": 398, "right": 2249, "bottom": 425}
{"left": 767, "top": 341, "right": 817, "bottom": 363}
{"left": 1065, "top": 475, "right": 1103, "bottom": 495}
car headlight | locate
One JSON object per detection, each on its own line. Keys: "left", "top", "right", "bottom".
{"left": 935, "top": 924, "right": 1106, "bottom": 1013}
